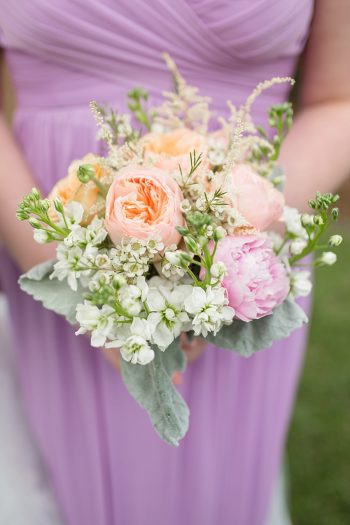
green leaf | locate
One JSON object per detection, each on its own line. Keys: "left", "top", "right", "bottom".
{"left": 205, "top": 299, "right": 308, "bottom": 357}
{"left": 120, "top": 340, "right": 189, "bottom": 446}
{"left": 18, "top": 260, "right": 83, "bottom": 324}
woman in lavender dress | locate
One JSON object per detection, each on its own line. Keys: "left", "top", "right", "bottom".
{"left": 1, "top": 2, "right": 350, "bottom": 524}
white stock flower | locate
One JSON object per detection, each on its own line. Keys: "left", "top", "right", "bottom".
{"left": 85, "top": 218, "right": 108, "bottom": 245}
{"left": 290, "top": 238, "right": 308, "bottom": 256}
{"left": 210, "top": 261, "right": 227, "bottom": 282}
{"left": 64, "top": 218, "right": 108, "bottom": 248}
{"left": 164, "top": 251, "right": 182, "bottom": 266}
{"left": 107, "top": 318, "right": 155, "bottom": 365}
{"left": 290, "top": 271, "right": 312, "bottom": 298}
{"left": 63, "top": 201, "right": 84, "bottom": 227}
{"left": 120, "top": 336, "right": 155, "bottom": 365}
{"left": 161, "top": 260, "right": 186, "bottom": 280}
{"left": 184, "top": 286, "right": 234, "bottom": 337}
{"left": 76, "top": 302, "right": 115, "bottom": 347}
{"left": 118, "top": 277, "right": 148, "bottom": 316}
{"left": 146, "top": 284, "right": 192, "bottom": 350}
{"left": 283, "top": 207, "right": 307, "bottom": 239}
{"left": 50, "top": 245, "right": 84, "bottom": 291}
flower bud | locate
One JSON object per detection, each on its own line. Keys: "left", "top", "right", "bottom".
{"left": 54, "top": 198, "right": 64, "bottom": 213}
{"left": 328, "top": 235, "right": 343, "bottom": 247}
{"left": 179, "top": 251, "right": 193, "bottom": 269}
{"left": 29, "top": 217, "right": 42, "bottom": 229}
{"left": 184, "top": 235, "right": 198, "bottom": 253}
{"left": 30, "top": 187, "right": 41, "bottom": 201}
{"left": 301, "top": 214, "right": 314, "bottom": 227}
{"left": 332, "top": 208, "right": 339, "bottom": 221}
{"left": 77, "top": 164, "right": 95, "bottom": 183}
{"left": 319, "top": 251, "right": 337, "bottom": 266}
{"left": 33, "top": 229, "right": 50, "bottom": 244}
{"left": 112, "top": 274, "right": 126, "bottom": 289}
{"left": 198, "top": 236, "right": 208, "bottom": 248}
{"left": 213, "top": 226, "right": 227, "bottom": 241}
{"left": 313, "top": 215, "right": 324, "bottom": 226}
{"left": 180, "top": 199, "right": 192, "bottom": 213}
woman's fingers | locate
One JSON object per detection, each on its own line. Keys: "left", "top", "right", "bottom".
{"left": 101, "top": 334, "right": 207, "bottom": 384}
{"left": 180, "top": 333, "right": 206, "bottom": 364}
{"left": 101, "top": 347, "right": 121, "bottom": 372}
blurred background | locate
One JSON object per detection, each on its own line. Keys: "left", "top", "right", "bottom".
{"left": 1, "top": 59, "right": 349, "bottom": 525}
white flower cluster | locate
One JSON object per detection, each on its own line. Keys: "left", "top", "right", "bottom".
{"left": 75, "top": 276, "right": 234, "bottom": 365}
{"left": 51, "top": 204, "right": 166, "bottom": 292}
{"left": 289, "top": 270, "right": 313, "bottom": 298}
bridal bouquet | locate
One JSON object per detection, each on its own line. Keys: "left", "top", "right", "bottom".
{"left": 17, "top": 55, "right": 342, "bottom": 445}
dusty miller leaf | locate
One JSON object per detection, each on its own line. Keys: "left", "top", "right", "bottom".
{"left": 18, "top": 260, "right": 83, "bottom": 324}
{"left": 120, "top": 340, "right": 189, "bottom": 446}
{"left": 205, "top": 299, "right": 308, "bottom": 357}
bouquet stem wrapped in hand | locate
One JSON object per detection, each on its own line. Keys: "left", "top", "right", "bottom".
{"left": 17, "top": 55, "right": 342, "bottom": 445}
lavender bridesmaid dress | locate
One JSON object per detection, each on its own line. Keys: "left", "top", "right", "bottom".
{"left": 0, "top": 2, "right": 314, "bottom": 524}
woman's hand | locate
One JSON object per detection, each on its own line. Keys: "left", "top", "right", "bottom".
{"left": 179, "top": 333, "right": 207, "bottom": 364}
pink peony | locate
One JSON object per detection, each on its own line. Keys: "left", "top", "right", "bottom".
{"left": 105, "top": 165, "right": 184, "bottom": 247}
{"left": 225, "top": 164, "right": 285, "bottom": 231}
{"left": 215, "top": 234, "right": 290, "bottom": 321}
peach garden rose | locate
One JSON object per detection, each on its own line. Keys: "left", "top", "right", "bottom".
{"left": 142, "top": 127, "right": 207, "bottom": 172}
{"left": 48, "top": 153, "right": 109, "bottom": 223}
{"left": 105, "top": 165, "right": 184, "bottom": 247}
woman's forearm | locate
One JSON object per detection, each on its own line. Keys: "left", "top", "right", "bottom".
{"left": 0, "top": 114, "right": 55, "bottom": 271}
{"left": 281, "top": 100, "right": 350, "bottom": 210}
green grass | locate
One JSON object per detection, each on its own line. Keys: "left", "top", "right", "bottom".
{"left": 288, "top": 222, "right": 350, "bottom": 525}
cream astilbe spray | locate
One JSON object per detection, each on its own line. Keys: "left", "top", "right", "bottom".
{"left": 223, "top": 77, "right": 295, "bottom": 178}
{"left": 152, "top": 52, "right": 212, "bottom": 133}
